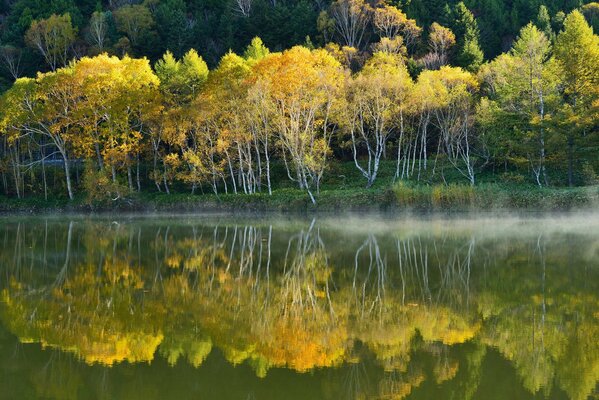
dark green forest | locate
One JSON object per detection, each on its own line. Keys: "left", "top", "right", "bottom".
{"left": 1, "top": 0, "right": 597, "bottom": 88}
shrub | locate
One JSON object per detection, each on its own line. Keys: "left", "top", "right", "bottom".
{"left": 82, "top": 161, "right": 130, "bottom": 205}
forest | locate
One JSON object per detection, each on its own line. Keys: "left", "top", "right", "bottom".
{"left": 0, "top": 0, "right": 597, "bottom": 204}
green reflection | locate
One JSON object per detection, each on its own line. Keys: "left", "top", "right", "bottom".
{"left": 0, "top": 216, "right": 598, "bottom": 400}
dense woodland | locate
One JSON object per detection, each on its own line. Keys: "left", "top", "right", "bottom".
{"left": 0, "top": 0, "right": 597, "bottom": 203}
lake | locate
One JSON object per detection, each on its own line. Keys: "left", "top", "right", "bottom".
{"left": 0, "top": 214, "right": 598, "bottom": 400}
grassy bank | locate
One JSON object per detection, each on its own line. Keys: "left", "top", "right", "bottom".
{"left": 393, "top": 182, "right": 599, "bottom": 211}
{"left": 1, "top": 183, "right": 597, "bottom": 214}
{"left": 1, "top": 160, "right": 597, "bottom": 214}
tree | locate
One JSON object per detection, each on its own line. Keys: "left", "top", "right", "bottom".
{"left": 425, "top": 23, "right": 456, "bottom": 69}
{"left": 554, "top": 10, "right": 599, "bottom": 186}
{"left": 452, "top": 2, "right": 484, "bottom": 72}
{"left": 74, "top": 54, "right": 160, "bottom": 192}
{"left": 244, "top": 37, "right": 270, "bottom": 62}
{"left": 203, "top": 51, "right": 256, "bottom": 195}
{"left": 345, "top": 52, "right": 412, "bottom": 187}
{"left": 113, "top": 4, "right": 154, "bottom": 47}
{"left": 0, "top": 45, "right": 23, "bottom": 80}
{"left": 25, "top": 13, "right": 77, "bottom": 71}
{"left": 155, "top": 49, "right": 209, "bottom": 104}
{"left": 582, "top": 2, "right": 599, "bottom": 33}
{"left": 0, "top": 70, "right": 80, "bottom": 199}
{"left": 536, "top": 5, "right": 554, "bottom": 42}
{"left": 154, "top": 0, "right": 191, "bottom": 57}
{"left": 420, "top": 66, "right": 479, "bottom": 184}
{"left": 373, "top": 36, "right": 406, "bottom": 55}
{"left": 329, "top": 0, "right": 373, "bottom": 49}
{"left": 479, "top": 24, "right": 560, "bottom": 186}
{"left": 86, "top": 11, "right": 109, "bottom": 51}
{"left": 373, "top": 4, "right": 421, "bottom": 50}
{"left": 253, "top": 46, "right": 346, "bottom": 203}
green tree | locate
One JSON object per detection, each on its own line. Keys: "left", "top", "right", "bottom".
{"left": 25, "top": 13, "right": 77, "bottom": 71}
{"left": 480, "top": 24, "right": 561, "bottom": 186}
{"left": 155, "top": 49, "right": 209, "bottom": 104}
{"left": 243, "top": 37, "right": 270, "bottom": 62}
{"left": 554, "top": 10, "right": 599, "bottom": 186}
{"left": 452, "top": 2, "right": 484, "bottom": 71}
{"left": 582, "top": 2, "right": 599, "bottom": 32}
{"left": 154, "top": 0, "right": 190, "bottom": 57}
{"left": 113, "top": 4, "right": 154, "bottom": 47}
{"left": 536, "top": 5, "right": 555, "bottom": 42}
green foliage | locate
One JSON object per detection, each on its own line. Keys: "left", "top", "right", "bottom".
{"left": 243, "top": 37, "right": 270, "bottom": 61}
{"left": 155, "top": 49, "right": 209, "bottom": 102}
{"left": 394, "top": 181, "right": 599, "bottom": 210}
{"left": 0, "top": 3, "right": 598, "bottom": 206}
{"left": 451, "top": 2, "right": 484, "bottom": 70}
{"left": 582, "top": 2, "right": 599, "bottom": 31}
{"left": 82, "top": 161, "right": 129, "bottom": 205}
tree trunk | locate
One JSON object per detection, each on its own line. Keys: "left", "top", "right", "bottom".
{"left": 567, "top": 134, "right": 574, "bottom": 187}
{"left": 64, "top": 157, "right": 74, "bottom": 200}
{"left": 95, "top": 142, "right": 103, "bottom": 169}
{"left": 127, "top": 164, "right": 134, "bottom": 192}
{"left": 136, "top": 154, "right": 141, "bottom": 192}
{"left": 42, "top": 154, "right": 48, "bottom": 201}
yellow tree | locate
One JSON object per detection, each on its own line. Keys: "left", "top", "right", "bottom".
{"left": 0, "top": 68, "right": 81, "bottom": 199}
{"left": 329, "top": 0, "right": 373, "bottom": 49}
{"left": 245, "top": 37, "right": 275, "bottom": 194}
{"left": 423, "top": 23, "right": 456, "bottom": 69}
{"left": 253, "top": 46, "right": 346, "bottom": 203}
{"left": 74, "top": 54, "right": 160, "bottom": 193}
{"left": 345, "top": 52, "right": 412, "bottom": 187}
{"left": 419, "top": 66, "right": 479, "bottom": 184}
{"left": 203, "top": 52, "right": 257, "bottom": 195}
{"left": 373, "top": 4, "right": 421, "bottom": 50}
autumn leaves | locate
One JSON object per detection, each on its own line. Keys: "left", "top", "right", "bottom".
{"left": 0, "top": 7, "right": 597, "bottom": 202}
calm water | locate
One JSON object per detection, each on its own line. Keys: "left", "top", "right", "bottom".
{"left": 0, "top": 214, "right": 598, "bottom": 400}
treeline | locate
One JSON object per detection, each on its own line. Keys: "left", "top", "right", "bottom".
{"left": 0, "top": 0, "right": 598, "bottom": 86}
{"left": 0, "top": 5, "right": 597, "bottom": 203}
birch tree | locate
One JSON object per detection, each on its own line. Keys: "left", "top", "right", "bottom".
{"left": 25, "top": 14, "right": 77, "bottom": 71}
{"left": 345, "top": 52, "right": 411, "bottom": 187}
{"left": 253, "top": 46, "right": 346, "bottom": 203}
{"left": 420, "top": 66, "right": 479, "bottom": 185}
{"left": 329, "top": 0, "right": 373, "bottom": 49}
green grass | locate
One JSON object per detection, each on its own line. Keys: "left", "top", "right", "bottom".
{"left": 1, "top": 160, "right": 597, "bottom": 213}
{"left": 394, "top": 181, "right": 599, "bottom": 211}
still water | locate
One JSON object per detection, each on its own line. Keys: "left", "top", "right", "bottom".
{"left": 0, "top": 214, "right": 598, "bottom": 400}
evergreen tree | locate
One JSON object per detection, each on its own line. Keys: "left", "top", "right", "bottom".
{"left": 536, "top": 5, "right": 555, "bottom": 41}
{"left": 453, "top": 2, "right": 484, "bottom": 70}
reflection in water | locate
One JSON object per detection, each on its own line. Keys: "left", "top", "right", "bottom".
{"left": 0, "top": 216, "right": 598, "bottom": 400}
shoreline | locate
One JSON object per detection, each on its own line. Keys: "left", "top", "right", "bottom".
{"left": 1, "top": 184, "right": 597, "bottom": 216}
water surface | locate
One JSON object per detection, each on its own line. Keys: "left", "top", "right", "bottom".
{"left": 0, "top": 214, "right": 598, "bottom": 400}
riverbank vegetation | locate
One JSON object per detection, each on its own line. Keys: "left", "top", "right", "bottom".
{"left": 0, "top": 1, "right": 597, "bottom": 208}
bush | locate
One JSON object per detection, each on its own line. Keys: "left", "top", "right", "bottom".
{"left": 394, "top": 182, "right": 475, "bottom": 209}
{"left": 82, "top": 162, "right": 130, "bottom": 205}
{"left": 500, "top": 172, "right": 526, "bottom": 184}
{"left": 393, "top": 181, "right": 598, "bottom": 210}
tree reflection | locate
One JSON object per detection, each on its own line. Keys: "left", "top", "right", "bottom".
{"left": 0, "top": 218, "right": 597, "bottom": 400}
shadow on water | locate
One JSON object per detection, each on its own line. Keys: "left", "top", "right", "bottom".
{"left": 0, "top": 214, "right": 597, "bottom": 400}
